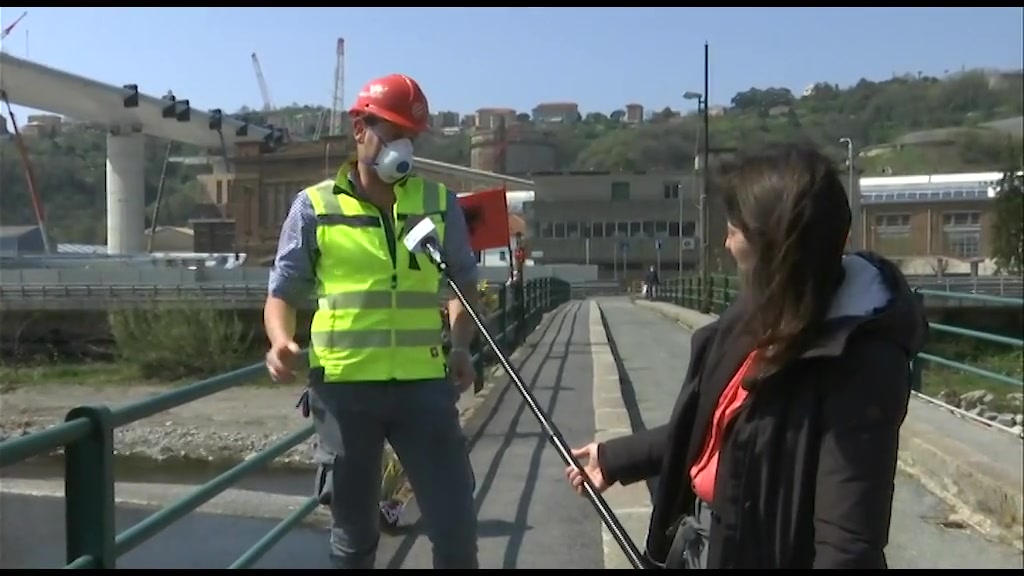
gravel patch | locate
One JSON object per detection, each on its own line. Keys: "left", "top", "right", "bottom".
{"left": 1, "top": 367, "right": 511, "bottom": 469}
{"left": 1, "top": 383, "right": 315, "bottom": 467}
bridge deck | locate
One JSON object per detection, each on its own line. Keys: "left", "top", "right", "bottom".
{"left": 2, "top": 298, "right": 1020, "bottom": 568}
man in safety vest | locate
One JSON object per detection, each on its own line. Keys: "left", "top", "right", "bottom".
{"left": 264, "top": 73, "right": 480, "bottom": 569}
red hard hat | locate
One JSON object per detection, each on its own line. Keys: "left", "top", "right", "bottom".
{"left": 349, "top": 74, "right": 430, "bottom": 133}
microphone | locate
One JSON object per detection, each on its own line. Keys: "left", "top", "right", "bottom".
{"left": 403, "top": 216, "right": 445, "bottom": 270}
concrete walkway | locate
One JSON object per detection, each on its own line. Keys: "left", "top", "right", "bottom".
{"left": 375, "top": 300, "right": 604, "bottom": 569}
{"left": 597, "top": 297, "right": 1022, "bottom": 569}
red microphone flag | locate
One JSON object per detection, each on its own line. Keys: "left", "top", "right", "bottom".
{"left": 458, "top": 187, "right": 511, "bottom": 252}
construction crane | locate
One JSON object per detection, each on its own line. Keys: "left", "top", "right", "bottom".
{"left": 250, "top": 52, "right": 273, "bottom": 112}
{"left": 1, "top": 89, "right": 53, "bottom": 254}
{"left": 1, "top": 11, "right": 28, "bottom": 42}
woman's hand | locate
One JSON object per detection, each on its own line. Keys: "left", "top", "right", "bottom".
{"left": 565, "top": 442, "right": 609, "bottom": 496}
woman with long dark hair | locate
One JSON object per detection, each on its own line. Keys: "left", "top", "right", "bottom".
{"left": 566, "top": 144, "right": 928, "bottom": 569}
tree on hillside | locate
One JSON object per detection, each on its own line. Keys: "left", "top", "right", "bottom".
{"left": 3, "top": 68, "right": 1020, "bottom": 245}
{"left": 991, "top": 171, "right": 1024, "bottom": 276}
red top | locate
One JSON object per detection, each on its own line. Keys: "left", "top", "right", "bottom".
{"left": 689, "top": 351, "right": 757, "bottom": 504}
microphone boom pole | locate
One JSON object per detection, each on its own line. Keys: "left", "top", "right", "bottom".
{"left": 430, "top": 243, "right": 646, "bottom": 569}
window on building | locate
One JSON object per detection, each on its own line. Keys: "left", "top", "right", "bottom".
{"left": 669, "top": 221, "right": 681, "bottom": 237}
{"left": 611, "top": 181, "right": 631, "bottom": 202}
{"left": 655, "top": 221, "right": 669, "bottom": 236}
{"left": 581, "top": 222, "right": 592, "bottom": 238}
{"left": 541, "top": 222, "right": 553, "bottom": 238}
{"left": 941, "top": 211, "right": 982, "bottom": 259}
{"left": 944, "top": 231, "right": 981, "bottom": 259}
{"left": 872, "top": 213, "right": 913, "bottom": 256}
{"left": 681, "top": 221, "right": 696, "bottom": 237}
{"left": 942, "top": 211, "right": 981, "bottom": 228}
{"left": 592, "top": 222, "right": 606, "bottom": 238}
{"left": 258, "top": 188, "right": 270, "bottom": 228}
{"left": 875, "top": 213, "right": 911, "bottom": 230}
{"left": 215, "top": 181, "right": 224, "bottom": 205}
{"left": 553, "top": 221, "right": 566, "bottom": 238}
{"left": 615, "top": 222, "right": 629, "bottom": 237}
{"left": 642, "top": 221, "right": 655, "bottom": 237}
{"left": 278, "top": 186, "right": 292, "bottom": 224}
{"left": 874, "top": 231, "right": 914, "bottom": 256}
{"left": 662, "top": 181, "right": 681, "bottom": 199}
{"left": 566, "top": 221, "right": 580, "bottom": 238}
{"left": 499, "top": 250, "right": 508, "bottom": 262}
{"left": 629, "top": 222, "right": 641, "bottom": 237}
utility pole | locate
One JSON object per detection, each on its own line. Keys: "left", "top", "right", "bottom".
{"left": 700, "top": 42, "right": 711, "bottom": 313}
{"left": 839, "top": 137, "right": 860, "bottom": 250}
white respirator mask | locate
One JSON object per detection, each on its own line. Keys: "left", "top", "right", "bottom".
{"left": 372, "top": 137, "right": 415, "bottom": 184}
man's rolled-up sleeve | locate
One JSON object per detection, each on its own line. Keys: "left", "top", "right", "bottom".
{"left": 268, "top": 192, "right": 319, "bottom": 309}
{"left": 442, "top": 191, "right": 479, "bottom": 291}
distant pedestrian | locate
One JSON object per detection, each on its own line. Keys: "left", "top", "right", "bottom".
{"left": 643, "top": 265, "right": 660, "bottom": 300}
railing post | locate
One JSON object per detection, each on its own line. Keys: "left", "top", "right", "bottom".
{"left": 722, "top": 276, "right": 731, "bottom": 308}
{"left": 530, "top": 281, "right": 539, "bottom": 328}
{"left": 514, "top": 279, "right": 526, "bottom": 346}
{"left": 498, "top": 285, "right": 508, "bottom": 350}
{"left": 909, "top": 289, "right": 924, "bottom": 392}
{"left": 64, "top": 405, "right": 116, "bottom": 569}
{"left": 532, "top": 280, "right": 540, "bottom": 327}
{"left": 472, "top": 336, "right": 485, "bottom": 394}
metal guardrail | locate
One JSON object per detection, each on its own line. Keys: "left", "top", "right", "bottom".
{"left": 0, "top": 277, "right": 572, "bottom": 569}
{"left": 0, "top": 284, "right": 266, "bottom": 299}
{"left": 905, "top": 276, "right": 1023, "bottom": 298}
{"left": 0, "top": 280, "right": 624, "bottom": 310}
{"left": 1, "top": 274, "right": 1016, "bottom": 304}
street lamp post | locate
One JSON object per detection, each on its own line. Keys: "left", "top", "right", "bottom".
{"left": 682, "top": 90, "right": 703, "bottom": 279}
{"left": 683, "top": 43, "right": 712, "bottom": 313}
{"left": 839, "top": 137, "right": 860, "bottom": 249}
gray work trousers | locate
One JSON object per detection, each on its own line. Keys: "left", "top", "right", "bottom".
{"left": 308, "top": 379, "right": 479, "bottom": 569}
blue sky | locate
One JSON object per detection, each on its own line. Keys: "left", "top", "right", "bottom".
{"left": 1, "top": 7, "right": 1022, "bottom": 118}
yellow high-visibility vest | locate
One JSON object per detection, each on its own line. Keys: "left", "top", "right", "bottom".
{"left": 304, "top": 169, "right": 448, "bottom": 382}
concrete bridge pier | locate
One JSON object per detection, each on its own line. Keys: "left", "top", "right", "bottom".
{"left": 105, "top": 132, "right": 146, "bottom": 255}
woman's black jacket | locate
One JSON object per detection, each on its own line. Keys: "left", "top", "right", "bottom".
{"left": 598, "top": 254, "right": 928, "bottom": 569}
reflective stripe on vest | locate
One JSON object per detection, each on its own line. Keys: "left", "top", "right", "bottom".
{"left": 304, "top": 174, "right": 448, "bottom": 382}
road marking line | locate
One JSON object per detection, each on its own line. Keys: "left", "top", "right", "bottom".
{"left": 589, "top": 300, "right": 652, "bottom": 569}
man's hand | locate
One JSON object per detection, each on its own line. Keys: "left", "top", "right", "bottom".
{"left": 266, "top": 340, "right": 301, "bottom": 383}
{"left": 448, "top": 347, "right": 475, "bottom": 393}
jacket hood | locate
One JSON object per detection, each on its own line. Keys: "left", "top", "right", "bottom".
{"left": 817, "top": 252, "right": 928, "bottom": 358}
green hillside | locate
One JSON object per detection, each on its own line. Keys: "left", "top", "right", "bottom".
{"left": 1, "top": 69, "right": 1021, "bottom": 245}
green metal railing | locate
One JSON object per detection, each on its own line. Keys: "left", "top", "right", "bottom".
{"left": 652, "top": 275, "right": 1024, "bottom": 396}
{"left": 0, "top": 277, "right": 571, "bottom": 570}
